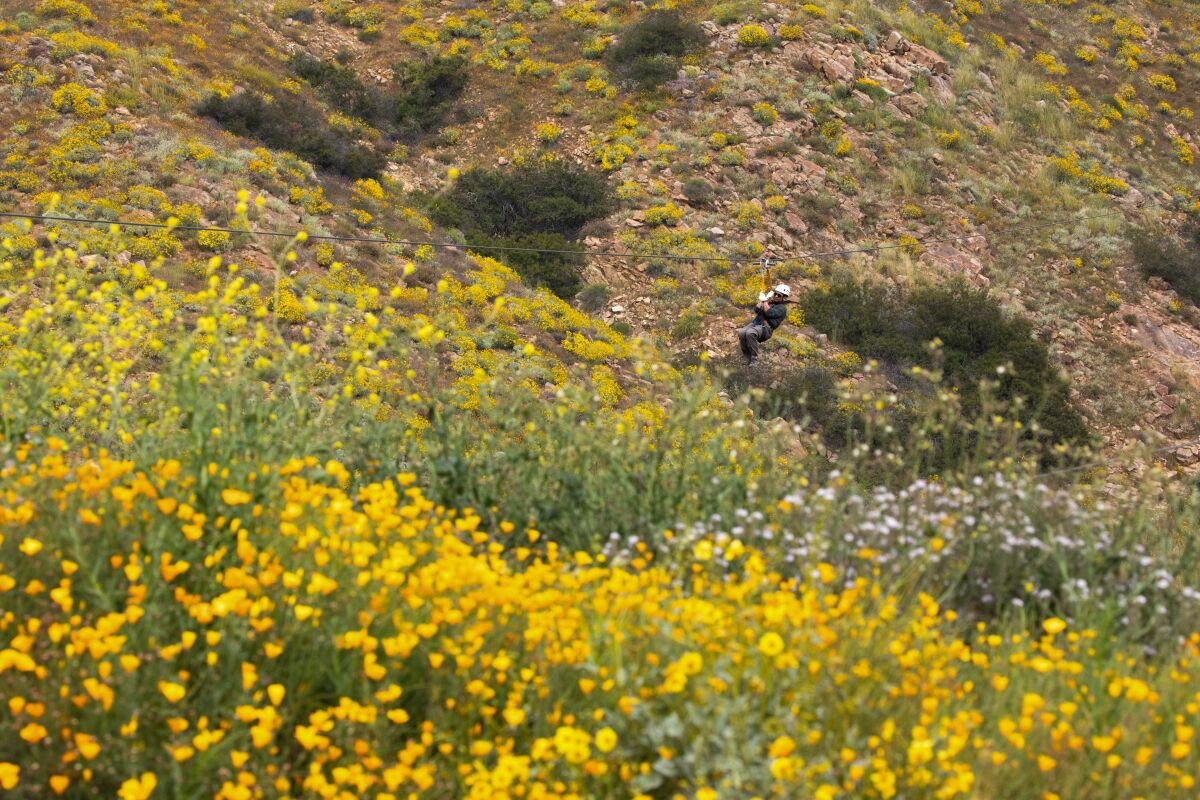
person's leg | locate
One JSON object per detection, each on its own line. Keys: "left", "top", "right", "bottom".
{"left": 739, "top": 325, "right": 761, "bottom": 364}
{"left": 734, "top": 326, "right": 753, "bottom": 362}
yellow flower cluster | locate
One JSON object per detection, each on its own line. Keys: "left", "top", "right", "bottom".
{"left": 737, "top": 24, "right": 770, "bottom": 48}
{"left": 36, "top": 0, "right": 96, "bottom": 23}
{"left": 50, "top": 82, "right": 108, "bottom": 118}
{"left": 1033, "top": 52, "right": 1068, "bottom": 76}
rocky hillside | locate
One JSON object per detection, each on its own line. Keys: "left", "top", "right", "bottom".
{"left": 1, "top": 0, "right": 1199, "bottom": 466}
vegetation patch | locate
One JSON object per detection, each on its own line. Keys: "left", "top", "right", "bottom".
{"left": 197, "top": 91, "right": 384, "bottom": 178}
{"left": 721, "top": 360, "right": 841, "bottom": 431}
{"left": 290, "top": 53, "right": 469, "bottom": 137}
{"left": 802, "top": 277, "right": 1091, "bottom": 449}
{"left": 604, "top": 10, "right": 706, "bottom": 90}
{"left": 1131, "top": 222, "right": 1200, "bottom": 309}
{"left": 430, "top": 162, "right": 613, "bottom": 298}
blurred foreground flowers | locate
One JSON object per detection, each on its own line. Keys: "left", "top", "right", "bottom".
{"left": 2, "top": 447, "right": 1200, "bottom": 799}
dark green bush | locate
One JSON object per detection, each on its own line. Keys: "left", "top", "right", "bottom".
{"left": 606, "top": 10, "right": 706, "bottom": 89}
{"left": 671, "top": 309, "right": 704, "bottom": 340}
{"left": 577, "top": 282, "right": 611, "bottom": 312}
{"left": 487, "top": 232, "right": 584, "bottom": 300}
{"left": 756, "top": 139, "right": 799, "bottom": 157}
{"left": 798, "top": 193, "right": 840, "bottom": 229}
{"left": 434, "top": 162, "right": 612, "bottom": 239}
{"left": 1131, "top": 223, "right": 1200, "bottom": 308}
{"left": 682, "top": 177, "right": 716, "bottom": 206}
{"left": 284, "top": 5, "right": 315, "bottom": 22}
{"left": 430, "top": 162, "right": 612, "bottom": 298}
{"left": 711, "top": 1, "right": 755, "bottom": 26}
{"left": 802, "top": 277, "right": 1091, "bottom": 448}
{"left": 390, "top": 56, "right": 470, "bottom": 134}
{"left": 197, "top": 91, "right": 385, "bottom": 178}
{"left": 290, "top": 53, "right": 468, "bottom": 137}
{"left": 291, "top": 53, "right": 370, "bottom": 107}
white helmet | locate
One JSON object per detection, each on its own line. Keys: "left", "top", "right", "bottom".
{"left": 773, "top": 283, "right": 792, "bottom": 297}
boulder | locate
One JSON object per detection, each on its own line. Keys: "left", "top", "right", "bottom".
{"left": 1121, "top": 187, "right": 1146, "bottom": 208}
{"left": 770, "top": 168, "right": 800, "bottom": 188}
{"left": 896, "top": 92, "right": 928, "bottom": 116}
{"left": 925, "top": 243, "right": 984, "bottom": 277}
{"left": 800, "top": 47, "right": 855, "bottom": 84}
{"left": 878, "top": 75, "right": 907, "bottom": 95}
{"left": 906, "top": 42, "right": 949, "bottom": 75}
{"left": 796, "top": 158, "right": 826, "bottom": 180}
{"left": 929, "top": 75, "right": 956, "bottom": 106}
{"left": 883, "top": 60, "right": 911, "bottom": 81}
{"left": 1175, "top": 444, "right": 1200, "bottom": 465}
{"left": 884, "top": 30, "right": 909, "bottom": 54}
{"left": 732, "top": 107, "right": 759, "bottom": 134}
{"left": 1133, "top": 319, "right": 1200, "bottom": 361}
{"left": 820, "top": 53, "right": 856, "bottom": 83}
{"left": 26, "top": 37, "right": 51, "bottom": 61}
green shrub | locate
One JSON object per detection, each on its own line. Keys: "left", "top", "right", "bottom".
{"left": 432, "top": 161, "right": 612, "bottom": 240}
{"left": 427, "top": 155, "right": 610, "bottom": 296}
{"left": 275, "top": 0, "right": 315, "bottom": 21}
{"left": 721, "top": 360, "right": 840, "bottom": 431}
{"left": 801, "top": 278, "right": 1091, "bottom": 449}
{"left": 671, "top": 308, "right": 704, "bottom": 339}
{"left": 712, "top": 0, "right": 758, "bottom": 25}
{"left": 197, "top": 91, "right": 384, "bottom": 178}
{"left": 290, "top": 53, "right": 468, "bottom": 137}
{"left": 798, "top": 193, "right": 839, "bottom": 228}
{"left": 577, "top": 282, "right": 611, "bottom": 312}
{"left": 682, "top": 177, "right": 716, "bottom": 205}
{"left": 1131, "top": 222, "right": 1200, "bottom": 308}
{"left": 737, "top": 24, "right": 771, "bottom": 47}
{"left": 605, "top": 10, "right": 706, "bottom": 89}
{"left": 751, "top": 101, "right": 779, "bottom": 126}
{"left": 717, "top": 147, "right": 745, "bottom": 166}
{"left": 486, "top": 231, "right": 585, "bottom": 300}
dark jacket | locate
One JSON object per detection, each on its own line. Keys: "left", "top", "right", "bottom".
{"left": 746, "top": 301, "right": 788, "bottom": 340}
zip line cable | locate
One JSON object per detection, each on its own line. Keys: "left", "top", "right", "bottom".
{"left": 0, "top": 209, "right": 1121, "bottom": 265}
{"left": 1035, "top": 436, "right": 1200, "bottom": 479}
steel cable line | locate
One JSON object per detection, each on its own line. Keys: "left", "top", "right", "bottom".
{"left": 0, "top": 209, "right": 1120, "bottom": 264}
{"left": 1034, "top": 437, "right": 1200, "bottom": 479}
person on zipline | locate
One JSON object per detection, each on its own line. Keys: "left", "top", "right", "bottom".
{"left": 738, "top": 283, "right": 792, "bottom": 366}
